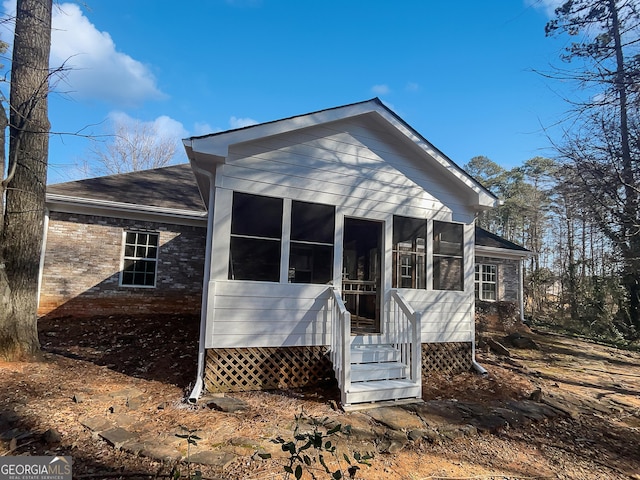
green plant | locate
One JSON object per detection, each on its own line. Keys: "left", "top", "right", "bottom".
{"left": 258, "top": 409, "right": 373, "bottom": 479}
{"left": 173, "top": 426, "right": 202, "bottom": 480}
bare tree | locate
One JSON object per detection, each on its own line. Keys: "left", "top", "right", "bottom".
{"left": 86, "top": 118, "right": 178, "bottom": 176}
{"left": 0, "top": 0, "right": 52, "bottom": 360}
{"left": 546, "top": 0, "right": 640, "bottom": 336}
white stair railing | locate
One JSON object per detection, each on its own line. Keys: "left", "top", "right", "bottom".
{"left": 330, "top": 287, "right": 351, "bottom": 403}
{"left": 390, "top": 290, "right": 422, "bottom": 386}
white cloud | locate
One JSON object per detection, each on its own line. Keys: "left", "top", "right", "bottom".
{"left": 52, "top": 3, "right": 165, "bottom": 105}
{"left": 525, "top": 0, "right": 564, "bottom": 17}
{"left": 1, "top": 1, "right": 165, "bottom": 106}
{"left": 107, "top": 111, "right": 188, "bottom": 140}
{"left": 192, "top": 122, "right": 219, "bottom": 136}
{"left": 371, "top": 84, "right": 390, "bottom": 95}
{"left": 230, "top": 116, "right": 258, "bottom": 129}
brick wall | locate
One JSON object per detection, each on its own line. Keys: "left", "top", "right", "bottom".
{"left": 39, "top": 212, "right": 206, "bottom": 318}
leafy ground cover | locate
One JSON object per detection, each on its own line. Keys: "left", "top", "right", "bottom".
{"left": 0, "top": 314, "right": 638, "bottom": 479}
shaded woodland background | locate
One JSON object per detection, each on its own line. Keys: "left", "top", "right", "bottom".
{"left": 466, "top": 155, "right": 635, "bottom": 343}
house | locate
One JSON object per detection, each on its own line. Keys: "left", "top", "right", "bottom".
{"left": 39, "top": 98, "right": 531, "bottom": 408}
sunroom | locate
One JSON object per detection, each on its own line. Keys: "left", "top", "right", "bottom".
{"left": 184, "top": 98, "right": 498, "bottom": 407}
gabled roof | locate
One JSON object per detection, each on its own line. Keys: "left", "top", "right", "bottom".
{"left": 47, "top": 164, "right": 206, "bottom": 212}
{"left": 183, "top": 98, "right": 499, "bottom": 211}
{"left": 475, "top": 226, "right": 533, "bottom": 258}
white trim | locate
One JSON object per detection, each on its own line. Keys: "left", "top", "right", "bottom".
{"left": 519, "top": 260, "right": 526, "bottom": 322}
{"left": 189, "top": 164, "right": 216, "bottom": 403}
{"left": 37, "top": 209, "right": 50, "bottom": 310}
{"left": 46, "top": 193, "right": 207, "bottom": 227}
{"left": 475, "top": 263, "right": 497, "bottom": 302}
{"left": 118, "top": 230, "right": 160, "bottom": 288}
{"left": 281, "top": 198, "right": 292, "bottom": 283}
{"left": 475, "top": 245, "right": 533, "bottom": 260}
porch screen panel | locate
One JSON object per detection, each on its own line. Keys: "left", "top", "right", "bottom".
{"left": 433, "top": 221, "right": 463, "bottom": 291}
{"left": 288, "top": 201, "right": 335, "bottom": 284}
{"left": 392, "top": 216, "right": 426, "bottom": 289}
{"left": 229, "top": 192, "right": 283, "bottom": 282}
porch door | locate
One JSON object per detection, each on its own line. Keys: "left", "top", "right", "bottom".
{"left": 342, "top": 218, "right": 382, "bottom": 334}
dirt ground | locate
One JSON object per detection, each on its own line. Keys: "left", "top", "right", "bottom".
{"left": 0, "top": 314, "right": 639, "bottom": 479}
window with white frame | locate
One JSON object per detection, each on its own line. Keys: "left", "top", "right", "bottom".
{"left": 121, "top": 231, "right": 160, "bottom": 287}
{"left": 475, "top": 264, "right": 497, "bottom": 301}
{"left": 229, "top": 192, "right": 283, "bottom": 282}
{"left": 392, "top": 216, "right": 426, "bottom": 289}
{"left": 433, "top": 221, "right": 464, "bottom": 291}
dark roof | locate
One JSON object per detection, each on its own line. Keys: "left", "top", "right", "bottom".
{"left": 46, "top": 164, "right": 206, "bottom": 212}
{"left": 475, "top": 226, "right": 530, "bottom": 252}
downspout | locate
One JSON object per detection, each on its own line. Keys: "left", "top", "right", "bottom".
{"left": 519, "top": 257, "right": 526, "bottom": 323}
{"left": 471, "top": 216, "right": 488, "bottom": 376}
{"left": 471, "top": 309, "right": 487, "bottom": 375}
{"left": 37, "top": 208, "right": 50, "bottom": 311}
{"left": 188, "top": 165, "right": 216, "bottom": 403}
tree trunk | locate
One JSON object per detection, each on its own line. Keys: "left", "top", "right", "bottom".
{"left": 0, "top": 0, "right": 52, "bottom": 361}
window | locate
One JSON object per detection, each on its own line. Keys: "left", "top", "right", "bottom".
{"left": 392, "top": 216, "right": 426, "bottom": 288}
{"left": 121, "top": 231, "right": 159, "bottom": 287}
{"left": 288, "top": 201, "right": 334, "bottom": 284}
{"left": 475, "top": 264, "right": 497, "bottom": 301}
{"left": 229, "top": 192, "right": 283, "bottom": 282}
{"left": 433, "top": 221, "right": 464, "bottom": 291}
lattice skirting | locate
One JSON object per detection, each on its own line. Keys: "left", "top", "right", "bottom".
{"left": 421, "top": 342, "right": 472, "bottom": 375}
{"left": 204, "top": 346, "right": 333, "bottom": 393}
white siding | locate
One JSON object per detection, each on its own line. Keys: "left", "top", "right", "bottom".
{"left": 205, "top": 281, "right": 331, "bottom": 348}
{"left": 206, "top": 116, "right": 477, "bottom": 348}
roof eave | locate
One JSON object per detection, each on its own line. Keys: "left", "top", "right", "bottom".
{"left": 475, "top": 244, "right": 535, "bottom": 259}
{"left": 46, "top": 193, "right": 208, "bottom": 225}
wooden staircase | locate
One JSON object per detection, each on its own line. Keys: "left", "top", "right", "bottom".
{"left": 345, "top": 344, "right": 421, "bottom": 405}
{"left": 330, "top": 288, "right": 423, "bottom": 409}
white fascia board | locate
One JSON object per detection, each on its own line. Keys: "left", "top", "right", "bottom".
{"left": 46, "top": 194, "right": 208, "bottom": 227}
{"left": 184, "top": 102, "right": 381, "bottom": 162}
{"left": 475, "top": 245, "right": 535, "bottom": 260}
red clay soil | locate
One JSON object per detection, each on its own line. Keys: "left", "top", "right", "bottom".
{"left": 0, "top": 314, "right": 637, "bottom": 479}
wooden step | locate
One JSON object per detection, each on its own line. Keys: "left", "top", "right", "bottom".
{"left": 350, "top": 344, "right": 400, "bottom": 363}
{"left": 351, "top": 362, "right": 407, "bottom": 382}
{"left": 345, "top": 379, "right": 421, "bottom": 405}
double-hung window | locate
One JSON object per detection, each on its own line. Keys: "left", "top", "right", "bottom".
{"left": 288, "top": 201, "right": 334, "bottom": 284}
{"left": 433, "top": 221, "right": 464, "bottom": 291}
{"left": 121, "top": 231, "right": 159, "bottom": 287}
{"left": 392, "top": 216, "right": 426, "bottom": 289}
{"left": 475, "top": 264, "right": 497, "bottom": 301}
{"left": 229, "top": 192, "right": 283, "bottom": 282}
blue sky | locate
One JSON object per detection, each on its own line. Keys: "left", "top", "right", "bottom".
{"left": 1, "top": 0, "right": 571, "bottom": 184}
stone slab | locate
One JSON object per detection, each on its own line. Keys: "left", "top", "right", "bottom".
{"left": 366, "top": 406, "right": 423, "bottom": 431}
{"left": 111, "top": 414, "right": 137, "bottom": 428}
{"left": 409, "top": 401, "right": 466, "bottom": 427}
{"left": 205, "top": 397, "right": 248, "bottom": 413}
{"left": 140, "top": 444, "right": 182, "bottom": 462}
{"left": 79, "top": 416, "right": 114, "bottom": 433}
{"left": 99, "top": 427, "right": 138, "bottom": 449}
